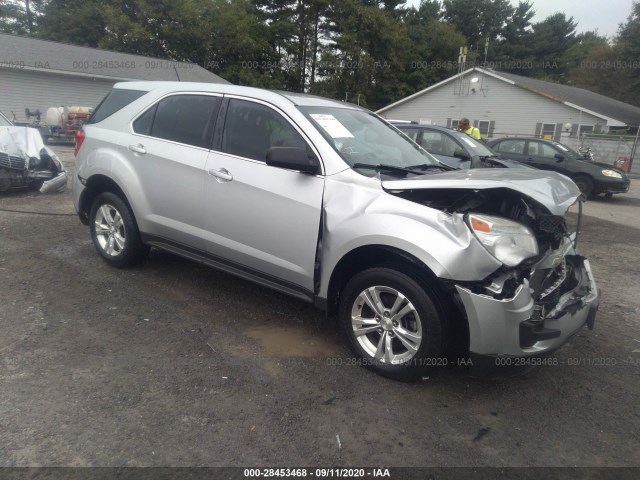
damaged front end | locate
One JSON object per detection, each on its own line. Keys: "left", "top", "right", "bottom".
{"left": 385, "top": 170, "right": 600, "bottom": 374}
{"left": 0, "top": 127, "right": 67, "bottom": 193}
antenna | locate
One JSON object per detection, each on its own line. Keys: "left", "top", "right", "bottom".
{"left": 454, "top": 46, "right": 467, "bottom": 95}
{"left": 480, "top": 36, "right": 489, "bottom": 92}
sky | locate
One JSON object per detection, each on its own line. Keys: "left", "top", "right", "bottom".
{"left": 407, "top": 0, "right": 634, "bottom": 39}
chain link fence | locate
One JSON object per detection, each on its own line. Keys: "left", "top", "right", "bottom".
{"left": 562, "top": 134, "right": 639, "bottom": 176}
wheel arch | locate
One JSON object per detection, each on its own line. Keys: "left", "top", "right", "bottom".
{"left": 326, "top": 244, "right": 468, "bottom": 357}
{"left": 325, "top": 244, "right": 450, "bottom": 315}
{"left": 78, "top": 174, "right": 131, "bottom": 225}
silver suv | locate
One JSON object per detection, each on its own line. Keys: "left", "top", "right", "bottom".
{"left": 73, "top": 82, "right": 600, "bottom": 380}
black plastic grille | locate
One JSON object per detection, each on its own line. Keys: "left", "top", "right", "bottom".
{"left": 0, "top": 152, "right": 26, "bottom": 170}
{"left": 537, "top": 215, "right": 567, "bottom": 239}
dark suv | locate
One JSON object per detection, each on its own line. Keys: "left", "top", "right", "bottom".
{"left": 489, "top": 137, "right": 630, "bottom": 198}
{"left": 392, "top": 122, "right": 527, "bottom": 170}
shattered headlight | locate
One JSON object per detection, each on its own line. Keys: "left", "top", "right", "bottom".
{"left": 467, "top": 214, "right": 539, "bottom": 267}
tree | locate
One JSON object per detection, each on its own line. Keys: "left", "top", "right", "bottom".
{"left": 311, "top": 0, "right": 413, "bottom": 108}
{"left": 442, "top": 0, "right": 513, "bottom": 51}
{"left": 492, "top": 1, "right": 535, "bottom": 67}
{"left": 0, "top": 0, "right": 46, "bottom": 34}
{"left": 616, "top": 1, "right": 640, "bottom": 106}
{"left": 402, "top": 4, "right": 466, "bottom": 92}
{"left": 527, "top": 12, "right": 578, "bottom": 80}
{"left": 37, "top": 0, "right": 107, "bottom": 47}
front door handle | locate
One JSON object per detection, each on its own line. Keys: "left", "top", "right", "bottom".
{"left": 208, "top": 168, "right": 233, "bottom": 182}
{"left": 128, "top": 144, "right": 146, "bottom": 154}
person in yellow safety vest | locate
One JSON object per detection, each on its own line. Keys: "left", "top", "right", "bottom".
{"left": 459, "top": 117, "right": 481, "bottom": 140}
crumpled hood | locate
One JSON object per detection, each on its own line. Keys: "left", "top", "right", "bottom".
{"left": 0, "top": 126, "right": 67, "bottom": 193}
{"left": 0, "top": 126, "right": 51, "bottom": 159}
{"left": 382, "top": 168, "right": 581, "bottom": 216}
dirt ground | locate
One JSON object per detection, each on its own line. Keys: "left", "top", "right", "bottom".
{"left": 1, "top": 145, "right": 639, "bottom": 468}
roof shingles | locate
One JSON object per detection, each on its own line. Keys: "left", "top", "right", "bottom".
{"left": 0, "top": 33, "right": 229, "bottom": 84}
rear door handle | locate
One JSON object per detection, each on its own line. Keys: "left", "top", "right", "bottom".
{"left": 128, "top": 144, "right": 146, "bottom": 154}
{"left": 208, "top": 168, "right": 233, "bottom": 182}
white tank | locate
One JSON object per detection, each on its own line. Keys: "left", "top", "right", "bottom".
{"left": 45, "top": 107, "right": 65, "bottom": 127}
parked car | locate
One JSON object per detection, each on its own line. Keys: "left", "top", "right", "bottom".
{"left": 489, "top": 137, "right": 630, "bottom": 198}
{"left": 391, "top": 122, "right": 528, "bottom": 169}
{"left": 73, "top": 82, "right": 599, "bottom": 380}
{"left": 0, "top": 111, "right": 67, "bottom": 193}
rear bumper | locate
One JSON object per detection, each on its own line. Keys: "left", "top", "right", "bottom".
{"left": 455, "top": 255, "right": 600, "bottom": 370}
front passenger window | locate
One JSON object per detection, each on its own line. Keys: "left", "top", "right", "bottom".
{"left": 222, "top": 99, "right": 308, "bottom": 162}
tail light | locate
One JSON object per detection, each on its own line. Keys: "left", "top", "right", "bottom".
{"left": 74, "top": 129, "right": 86, "bottom": 156}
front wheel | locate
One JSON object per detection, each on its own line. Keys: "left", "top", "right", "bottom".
{"left": 339, "top": 268, "right": 443, "bottom": 381}
{"left": 572, "top": 175, "right": 594, "bottom": 198}
{"left": 89, "top": 192, "right": 148, "bottom": 268}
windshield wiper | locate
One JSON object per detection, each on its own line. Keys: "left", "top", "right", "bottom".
{"left": 406, "top": 162, "right": 453, "bottom": 171}
{"left": 352, "top": 163, "right": 430, "bottom": 176}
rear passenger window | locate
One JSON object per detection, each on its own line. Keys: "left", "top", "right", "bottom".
{"left": 88, "top": 88, "right": 147, "bottom": 124}
{"left": 133, "top": 104, "right": 156, "bottom": 136}
{"left": 134, "top": 95, "right": 221, "bottom": 149}
{"left": 222, "top": 99, "right": 307, "bottom": 162}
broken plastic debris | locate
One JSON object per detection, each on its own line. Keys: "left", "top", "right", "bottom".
{"left": 336, "top": 434, "right": 341, "bottom": 449}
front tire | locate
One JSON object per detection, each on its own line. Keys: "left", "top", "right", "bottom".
{"left": 572, "top": 175, "right": 594, "bottom": 198}
{"left": 89, "top": 192, "right": 148, "bottom": 268}
{"left": 339, "top": 268, "right": 443, "bottom": 381}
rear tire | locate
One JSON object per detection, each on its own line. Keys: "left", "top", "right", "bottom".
{"left": 89, "top": 192, "right": 148, "bottom": 268}
{"left": 572, "top": 175, "right": 594, "bottom": 198}
{"left": 339, "top": 267, "right": 443, "bottom": 381}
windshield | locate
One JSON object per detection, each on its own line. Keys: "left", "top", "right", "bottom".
{"left": 452, "top": 131, "right": 497, "bottom": 157}
{"left": 298, "top": 106, "right": 439, "bottom": 171}
{"left": 553, "top": 142, "right": 583, "bottom": 160}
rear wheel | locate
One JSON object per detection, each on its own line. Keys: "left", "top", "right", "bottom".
{"left": 89, "top": 192, "right": 148, "bottom": 268}
{"left": 339, "top": 268, "right": 443, "bottom": 381}
{"left": 572, "top": 175, "right": 594, "bottom": 198}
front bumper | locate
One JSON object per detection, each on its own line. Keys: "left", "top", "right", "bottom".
{"left": 455, "top": 250, "right": 599, "bottom": 368}
{"left": 597, "top": 177, "right": 630, "bottom": 194}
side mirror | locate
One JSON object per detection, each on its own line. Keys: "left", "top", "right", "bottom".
{"left": 453, "top": 149, "right": 470, "bottom": 160}
{"left": 554, "top": 153, "right": 565, "bottom": 162}
{"left": 266, "top": 147, "right": 320, "bottom": 174}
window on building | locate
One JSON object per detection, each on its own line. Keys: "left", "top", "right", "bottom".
{"left": 579, "top": 125, "right": 594, "bottom": 136}
{"left": 542, "top": 123, "right": 556, "bottom": 140}
{"left": 478, "top": 121, "right": 490, "bottom": 137}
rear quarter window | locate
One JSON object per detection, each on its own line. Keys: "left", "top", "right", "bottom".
{"left": 87, "top": 88, "right": 148, "bottom": 125}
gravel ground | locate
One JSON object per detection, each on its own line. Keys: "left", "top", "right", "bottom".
{"left": 0, "top": 145, "right": 639, "bottom": 468}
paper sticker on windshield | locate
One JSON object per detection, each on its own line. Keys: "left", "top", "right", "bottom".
{"left": 310, "top": 114, "right": 354, "bottom": 138}
{"left": 461, "top": 137, "right": 477, "bottom": 148}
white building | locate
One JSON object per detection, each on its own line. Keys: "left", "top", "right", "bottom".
{"left": 0, "top": 33, "right": 228, "bottom": 122}
{"left": 377, "top": 67, "right": 640, "bottom": 141}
